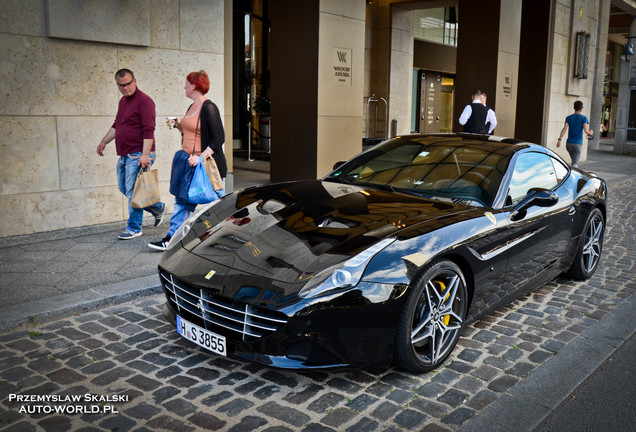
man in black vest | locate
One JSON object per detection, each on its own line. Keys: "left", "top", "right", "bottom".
{"left": 459, "top": 90, "right": 497, "bottom": 134}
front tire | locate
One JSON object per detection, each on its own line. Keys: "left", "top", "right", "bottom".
{"left": 566, "top": 207, "right": 604, "bottom": 280}
{"left": 395, "top": 260, "right": 468, "bottom": 373}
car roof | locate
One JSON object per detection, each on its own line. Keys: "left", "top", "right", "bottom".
{"left": 385, "top": 132, "right": 553, "bottom": 157}
{"left": 394, "top": 132, "right": 533, "bottom": 147}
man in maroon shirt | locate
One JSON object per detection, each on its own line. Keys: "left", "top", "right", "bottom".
{"left": 97, "top": 69, "right": 166, "bottom": 239}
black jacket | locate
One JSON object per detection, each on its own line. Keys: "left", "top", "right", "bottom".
{"left": 196, "top": 100, "right": 227, "bottom": 178}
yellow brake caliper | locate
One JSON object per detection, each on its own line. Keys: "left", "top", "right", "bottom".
{"left": 433, "top": 280, "right": 451, "bottom": 326}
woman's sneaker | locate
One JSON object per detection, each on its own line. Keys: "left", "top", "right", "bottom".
{"left": 148, "top": 235, "right": 171, "bottom": 251}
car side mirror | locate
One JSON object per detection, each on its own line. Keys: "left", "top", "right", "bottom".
{"left": 510, "top": 189, "right": 558, "bottom": 221}
{"left": 333, "top": 161, "right": 346, "bottom": 171}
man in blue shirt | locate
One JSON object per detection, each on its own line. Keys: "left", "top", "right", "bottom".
{"left": 557, "top": 101, "right": 593, "bottom": 167}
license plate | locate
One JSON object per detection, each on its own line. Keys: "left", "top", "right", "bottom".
{"left": 177, "top": 316, "right": 227, "bottom": 356}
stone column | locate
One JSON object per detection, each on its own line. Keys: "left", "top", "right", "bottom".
{"left": 589, "top": 0, "right": 611, "bottom": 151}
{"left": 270, "top": 0, "right": 365, "bottom": 182}
{"left": 388, "top": 4, "right": 414, "bottom": 137}
{"left": 614, "top": 60, "right": 630, "bottom": 154}
{"left": 454, "top": 0, "right": 501, "bottom": 133}
{"left": 364, "top": 1, "right": 413, "bottom": 140}
{"left": 516, "top": 0, "right": 551, "bottom": 144}
{"left": 493, "top": 0, "right": 521, "bottom": 137}
{"left": 224, "top": 0, "right": 234, "bottom": 190}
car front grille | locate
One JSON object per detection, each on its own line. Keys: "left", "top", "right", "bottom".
{"left": 159, "top": 270, "right": 288, "bottom": 342}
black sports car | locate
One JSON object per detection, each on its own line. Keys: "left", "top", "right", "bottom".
{"left": 158, "top": 133, "right": 606, "bottom": 372}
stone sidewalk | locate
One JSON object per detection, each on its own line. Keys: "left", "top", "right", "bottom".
{"left": 0, "top": 177, "right": 633, "bottom": 431}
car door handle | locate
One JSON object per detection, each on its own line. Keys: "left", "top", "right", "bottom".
{"left": 568, "top": 206, "right": 576, "bottom": 216}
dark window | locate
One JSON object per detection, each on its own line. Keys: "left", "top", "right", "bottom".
{"left": 627, "top": 89, "right": 636, "bottom": 141}
{"left": 574, "top": 32, "right": 591, "bottom": 79}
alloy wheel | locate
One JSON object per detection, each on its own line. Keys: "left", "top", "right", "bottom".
{"left": 582, "top": 212, "right": 603, "bottom": 274}
{"left": 397, "top": 260, "right": 468, "bottom": 372}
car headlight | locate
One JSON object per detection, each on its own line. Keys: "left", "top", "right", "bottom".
{"left": 298, "top": 238, "right": 395, "bottom": 298}
{"left": 166, "top": 198, "right": 225, "bottom": 251}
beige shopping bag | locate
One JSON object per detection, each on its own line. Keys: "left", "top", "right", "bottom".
{"left": 202, "top": 156, "right": 224, "bottom": 191}
{"left": 130, "top": 169, "right": 161, "bottom": 208}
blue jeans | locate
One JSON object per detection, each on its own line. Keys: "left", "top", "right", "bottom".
{"left": 117, "top": 151, "right": 164, "bottom": 233}
{"left": 167, "top": 184, "right": 225, "bottom": 237}
{"left": 167, "top": 201, "right": 197, "bottom": 237}
{"left": 566, "top": 143, "right": 582, "bottom": 167}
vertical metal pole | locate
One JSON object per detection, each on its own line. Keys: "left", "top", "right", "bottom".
{"left": 374, "top": 102, "right": 378, "bottom": 138}
{"left": 383, "top": 97, "right": 389, "bottom": 138}
{"left": 248, "top": 121, "right": 254, "bottom": 161}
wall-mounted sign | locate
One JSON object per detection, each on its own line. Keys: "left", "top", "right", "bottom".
{"left": 333, "top": 47, "right": 352, "bottom": 86}
{"left": 503, "top": 73, "right": 513, "bottom": 99}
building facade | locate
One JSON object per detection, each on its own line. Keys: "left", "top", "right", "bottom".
{"left": 0, "top": 0, "right": 633, "bottom": 237}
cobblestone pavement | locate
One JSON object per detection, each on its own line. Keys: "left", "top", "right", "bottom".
{"left": 0, "top": 181, "right": 634, "bottom": 432}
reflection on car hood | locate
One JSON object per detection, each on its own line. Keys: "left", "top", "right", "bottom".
{"left": 185, "top": 179, "right": 473, "bottom": 283}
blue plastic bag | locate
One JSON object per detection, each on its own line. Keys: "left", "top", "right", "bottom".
{"left": 188, "top": 157, "right": 218, "bottom": 204}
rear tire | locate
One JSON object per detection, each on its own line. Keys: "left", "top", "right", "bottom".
{"left": 566, "top": 208, "right": 604, "bottom": 280}
{"left": 395, "top": 260, "right": 468, "bottom": 373}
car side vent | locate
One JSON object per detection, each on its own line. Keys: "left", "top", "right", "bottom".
{"left": 227, "top": 234, "right": 247, "bottom": 244}
{"left": 211, "top": 243, "right": 236, "bottom": 251}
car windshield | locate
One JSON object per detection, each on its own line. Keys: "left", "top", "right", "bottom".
{"left": 326, "top": 136, "right": 511, "bottom": 207}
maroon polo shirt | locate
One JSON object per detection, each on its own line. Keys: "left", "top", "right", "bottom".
{"left": 112, "top": 88, "right": 156, "bottom": 156}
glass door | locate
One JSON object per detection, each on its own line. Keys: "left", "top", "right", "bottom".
{"left": 233, "top": 0, "right": 270, "bottom": 159}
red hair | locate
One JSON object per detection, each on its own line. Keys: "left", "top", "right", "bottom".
{"left": 186, "top": 70, "right": 210, "bottom": 94}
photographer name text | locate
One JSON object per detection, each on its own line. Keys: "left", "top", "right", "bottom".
{"left": 8, "top": 393, "right": 128, "bottom": 415}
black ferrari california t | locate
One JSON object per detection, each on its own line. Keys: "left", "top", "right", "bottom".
{"left": 158, "top": 133, "right": 606, "bottom": 373}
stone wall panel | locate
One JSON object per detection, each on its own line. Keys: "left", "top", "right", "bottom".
{"left": 0, "top": 1, "right": 227, "bottom": 238}
{"left": 317, "top": 115, "right": 363, "bottom": 177}
{"left": 117, "top": 48, "right": 224, "bottom": 119}
{"left": 0, "top": 0, "right": 46, "bottom": 37}
{"left": 0, "top": 187, "right": 123, "bottom": 237}
{"left": 150, "top": 0, "right": 180, "bottom": 49}
{"left": 58, "top": 117, "right": 118, "bottom": 190}
{"left": 46, "top": 0, "right": 150, "bottom": 46}
{"left": 0, "top": 34, "right": 118, "bottom": 116}
{"left": 0, "top": 117, "right": 59, "bottom": 195}
{"left": 179, "top": 0, "right": 224, "bottom": 54}
{"left": 318, "top": 12, "right": 365, "bottom": 117}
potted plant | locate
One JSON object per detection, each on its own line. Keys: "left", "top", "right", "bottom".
{"left": 252, "top": 96, "right": 271, "bottom": 149}
{"left": 252, "top": 96, "right": 271, "bottom": 118}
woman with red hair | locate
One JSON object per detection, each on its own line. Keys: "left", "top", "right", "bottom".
{"left": 149, "top": 70, "right": 227, "bottom": 251}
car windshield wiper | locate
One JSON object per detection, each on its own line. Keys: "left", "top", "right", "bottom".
{"left": 395, "top": 187, "right": 484, "bottom": 206}
{"left": 392, "top": 187, "right": 437, "bottom": 199}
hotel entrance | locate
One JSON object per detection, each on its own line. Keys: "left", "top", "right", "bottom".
{"left": 412, "top": 69, "right": 455, "bottom": 133}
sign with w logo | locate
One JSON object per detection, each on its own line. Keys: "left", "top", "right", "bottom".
{"left": 332, "top": 47, "right": 352, "bottom": 86}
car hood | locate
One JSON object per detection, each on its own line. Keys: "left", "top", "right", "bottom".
{"left": 182, "top": 179, "right": 474, "bottom": 283}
